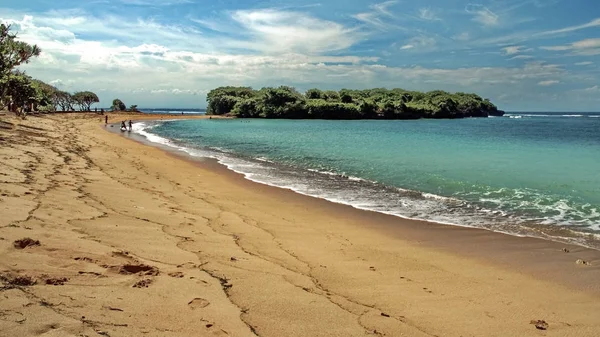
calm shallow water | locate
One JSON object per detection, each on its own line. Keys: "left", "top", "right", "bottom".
{"left": 134, "top": 112, "right": 600, "bottom": 248}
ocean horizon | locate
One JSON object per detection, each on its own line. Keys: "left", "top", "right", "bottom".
{"left": 136, "top": 109, "right": 597, "bottom": 115}
{"left": 132, "top": 112, "right": 600, "bottom": 249}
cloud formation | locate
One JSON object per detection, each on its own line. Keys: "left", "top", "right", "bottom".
{"left": 231, "top": 9, "right": 360, "bottom": 54}
{"left": 541, "top": 38, "right": 600, "bottom": 56}
{"left": 1, "top": 0, "right": 598, "bottom": 111}
{"left": 418, "top": 8, "right": 440, "bottom": 21}
{"left": 466, "top": 5, "right": 499, "bottom": 27}
{"left": 352, "top": 1, "right": 398, "bottom": 31}
{"left": 538, "top": 17, "right": 600, "bottom": 36}
{"left": 538, "top": 80, "right": 559, "bottom": 86}
{"left": 502, "top": 46, "right": 523, "bottom": 55}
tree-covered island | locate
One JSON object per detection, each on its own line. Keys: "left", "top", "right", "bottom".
{"left": 207, "top": 86, "right": 504, "bottom": 119}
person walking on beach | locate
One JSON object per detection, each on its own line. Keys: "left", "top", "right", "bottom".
{"left": 105, "top": 115, "right": 108, "bottom": 124}
{"left": 128, "top": 120, "right": 133, "bottom": 131}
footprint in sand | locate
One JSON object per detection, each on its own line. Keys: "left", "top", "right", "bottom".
{"left": 168, "top": 271, "right": 185, "bottom": 278}
{"left": 188, "top": 298, "right": 210, "bottom": 309}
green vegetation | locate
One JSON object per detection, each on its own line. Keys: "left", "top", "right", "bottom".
{"left": 207, "top": 86, "right": 504, "bottom": 119}
{"left": 112, "top": 98, "right": 126, "bottom": 111}
{"left": 72, "top": 91, "right": 99, "bottom": 111}
{"left": 1, "top": 71, "right": 37, "bottom": 110}
{"left": 1, "top": 23, "right": 102, "bottom": 114}
{"left": 0, "top": 24, "right": 40, "bottom": 78}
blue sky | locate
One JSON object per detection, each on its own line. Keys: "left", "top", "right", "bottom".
{"left": 1, "top": 0, "right": 599, "bottom": 111}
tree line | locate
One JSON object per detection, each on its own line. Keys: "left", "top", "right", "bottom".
{"left": 1, "top": 24, "right": 136, "bottom": 114}
{"left": 206, "top": 86, "right": 504, "bottom": 120}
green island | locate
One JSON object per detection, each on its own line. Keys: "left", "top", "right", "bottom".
{"left": 207, "top": 86, "right": 504, "bottom": 119}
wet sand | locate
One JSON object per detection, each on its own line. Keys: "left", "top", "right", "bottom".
{"left": 1, "top": 112, "right": 599, "bottom": 337}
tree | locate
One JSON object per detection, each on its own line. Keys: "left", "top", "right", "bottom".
{"left": 231, "top": 98, "right": 259, "bottom": 118}
{"left": 358, "top": 100, "right": 378, "bottom": 118}
{"left": 1, "top": 24, "right": 41, "bottom": 109}
{"left": 305, "top": 88, "right": 323, "bottom": 99}
{"left": 0, "top": 71, "right": 36, "bottom": 113}
{"left": 112, "top": 98, "right": 126, "bottom": 111}
{"left": 54, "top": 91, "right": 74, "bottom": 112}
{"left": 338, "top": 89, "right": 358, "bottom": 104}
{"left": 204, "top": 86, "right": 504, "bottom": 119}
{"left": 207, "top": 95, "right": 242, "bottom": 115}
{"left": 255, "top": 86, "right": 307, "bottom": 118}
{"left": 206, "top": 86, "right": 255, "bottom": 114}
{"left": 72, "top": 91, "right": 99, "bottom": 111}
{"left": 129, "top": 105, "right": 138, "bottom": 112}
{"left": 31, "top": 79, "right": 58, "bottom": 111}
{"left": 322, "top": 90, "right": 340, "bottom": 102}
{"left": 0, "top": 24, "right": 41, "bottom": 78}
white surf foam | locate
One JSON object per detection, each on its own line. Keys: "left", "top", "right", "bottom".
{"left": 131, "top": 122, "right": 173, "bottom": 147}
{"left": 131, "top": 121, "right": 600, "bottom": 250}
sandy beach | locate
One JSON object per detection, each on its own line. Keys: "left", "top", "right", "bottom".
{"left": 1, "top": 112, "right": 600, "bottom": 337}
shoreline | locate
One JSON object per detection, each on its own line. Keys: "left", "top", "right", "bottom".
{"left": 3, "top": 112, "right": 600, "bottom": 337}
{"left": 125, "top": 117, "right": 600, "bottom": 251}
{"left": 113, "top": 116, "right": 600, "bottom": 294}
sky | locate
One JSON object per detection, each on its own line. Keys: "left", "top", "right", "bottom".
{"left": 1, "top": 0, "right": 599, "bottom": 111}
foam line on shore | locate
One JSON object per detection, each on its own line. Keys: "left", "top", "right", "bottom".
{"left": 129, "top": 119, "right": 600, "bottom": 251}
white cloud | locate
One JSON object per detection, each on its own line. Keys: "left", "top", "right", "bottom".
{"left": 189, "top": 18, "right": 228, "bottom": 32}
{"left": 466, "top": 5, "right": 499, "bottom": 27}
{"left": 352, "top": 1, "right": 399, "bottom": 31}
{"left": 452, "top": 32, "right": 470, "bottom": 41}
{"left": 371, "top": 1, "right": 396, "bottom": 16}
{"left": 538, "top": 80, "right": 559, "bottom": 86}
{"left": 418, "top": 8, "right": 440, "bottom": 21}
{"left": 231, "top": 9, "right": 360, "bottom": 54}
{"left": 119, "top": 0, "right": 193, "bottom": 5}
{"left": 0, "top": 8, "right": 576, "bottom": 109}
{"left": 540, "top": 46, "right": 570, "bottom": 51}
{"left": 49, "top": 79, "right": 65, "bottom": 88}
{"left": 502, "top": 46, "right": 534, "bottom": 59}
{"left": 538, "top": 18, "right": 600, "bottom": 36}
{"left": 510, "top": 55, "right": 534, "bottom": 60}
{"left": 171, "top": 88, "right": 206, "bottom": 95}
{"left": 469, "top": 16, "right": 600, "bottom": 47}
{"left": 573, "top": 39, "right": 600, "bottom": 48}
{"left": 575, "top": 61, "right": 593, "bottom": 66}
{"left": 375, "top": 62, "right": 565, "bottom": 87}
{"left": 541, "top": 38, "right": 600, "bottom": 55}
{"left": 502, "top": 46, "right": 522, "bottom": 55}
{"left": 571, "top": 85, "right": 600, "bottom": 94}
{"left": 399, "top": 35, "right": 436, "bottom": 51}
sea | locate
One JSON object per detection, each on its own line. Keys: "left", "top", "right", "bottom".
{"left": 142, "top": 108, "right": 206, "bottom": 115}
{"left": 132, "top": 112, "right": 600, "bottom": 249}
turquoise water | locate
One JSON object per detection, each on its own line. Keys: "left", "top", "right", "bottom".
{"left": 135, "top": 113, "right": 600, "bottom": 248}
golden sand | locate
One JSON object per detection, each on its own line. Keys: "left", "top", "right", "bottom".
{"left": 1, "top": 112, "right": 599, "bottom": 337}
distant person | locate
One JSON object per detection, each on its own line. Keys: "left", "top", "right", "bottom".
{"left": 128, "top": 120, "right": 133, "bottom": 131}
{"left": 105, "top": 115, "right": 108, "bottom": 124}
{"left": 101, "top": 108, "right": 104, "bottom": 114}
